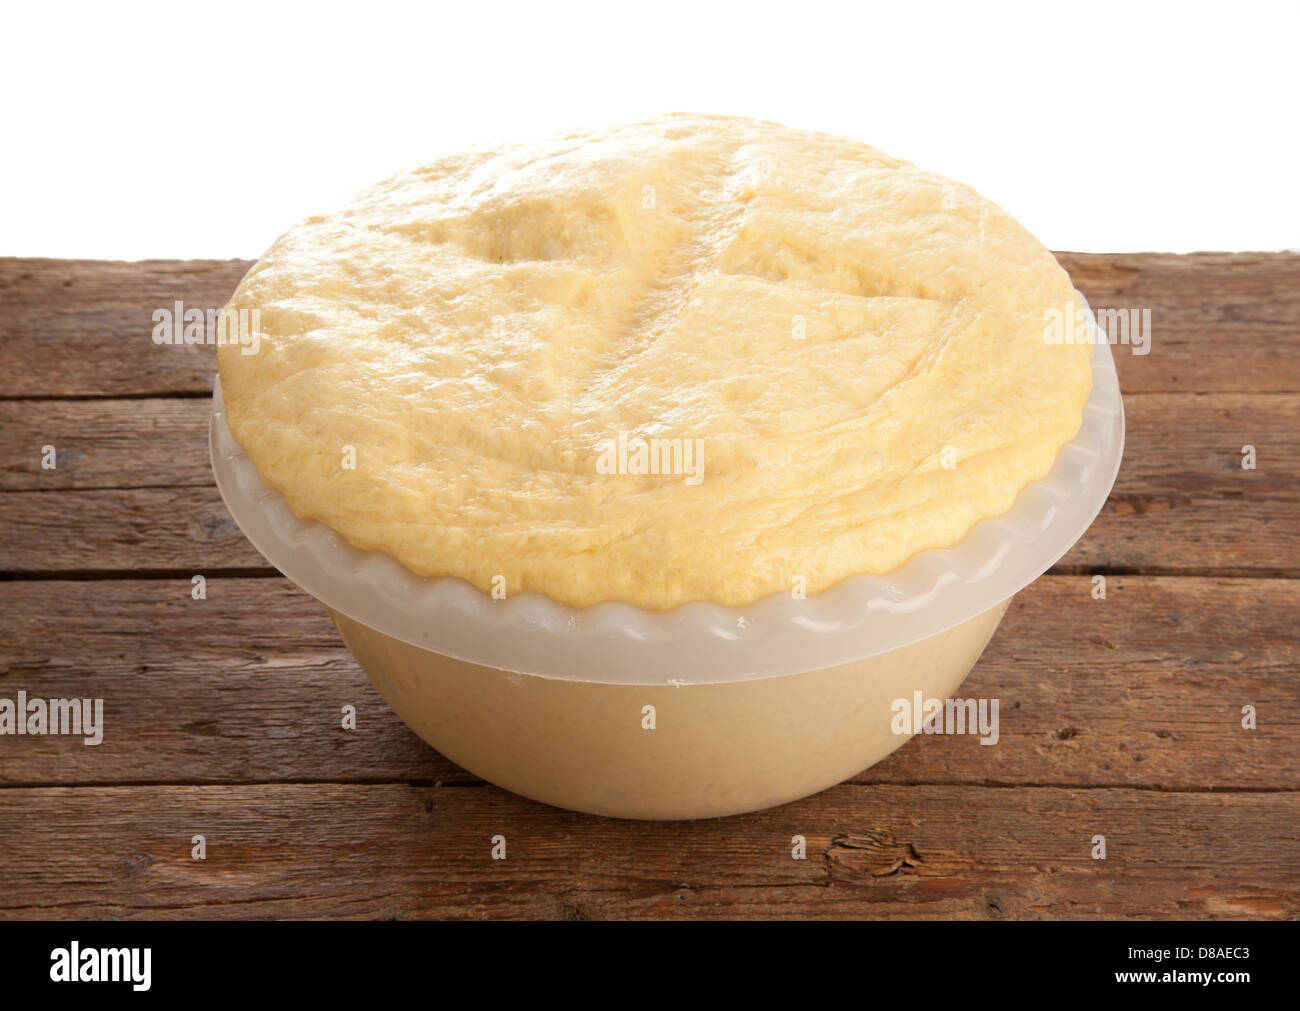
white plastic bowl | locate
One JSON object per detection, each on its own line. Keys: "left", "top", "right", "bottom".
{"left": 211, "top": 297, "right": 1124, "bottom": 819}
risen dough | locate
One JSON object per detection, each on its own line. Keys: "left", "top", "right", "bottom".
{"left": 217, "top": 114, "right": 1092, "bottom": 609}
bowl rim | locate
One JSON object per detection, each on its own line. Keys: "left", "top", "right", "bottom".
{"left": 210, "top": 292, "right": 1125, "bottom": 686}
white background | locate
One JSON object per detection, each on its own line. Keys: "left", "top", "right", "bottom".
{"left": 3, "top": 0, "right": 1296, "bottom": 259}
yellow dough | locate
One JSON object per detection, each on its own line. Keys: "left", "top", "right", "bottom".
{"left": 217, "top": 114, "right": 1092, "bottom": 610}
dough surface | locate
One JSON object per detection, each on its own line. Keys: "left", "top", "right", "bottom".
{"left": 217, "top": 114, "right": 1093, "bottom": 609}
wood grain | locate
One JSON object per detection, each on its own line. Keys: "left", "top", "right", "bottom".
{"left": 1056, "top": 252, "right": 1300, "bottom": 393}
{"left": 0, "top": 487, "right": 264, "bottom": 573}
{"left": 0, "top": 254, "right": 1296, "bottom": 922}
{"left": 0, "top": 782, "right": 1292, "bottom": 920}
{"left": 0, "top": 575, "right": 1293, "bottom": 790}
{"left": 3, "top": 254, "right": 1298, "bottom": 399}
{"left": 0, "top": 259, "right": 249, "bottom": 398}
{"left": 1058, "top": 392, "right": 1300, "bottom": 575}
{"left": 0, "top": 398, "right": 211, "bottom": 490}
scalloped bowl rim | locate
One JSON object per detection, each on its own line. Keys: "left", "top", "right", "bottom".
{"left": 210, "top": 293, "right": 1125, "bottom": 685}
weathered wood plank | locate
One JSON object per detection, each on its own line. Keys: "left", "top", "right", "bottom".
{"left": 1056, "top": 252, "right": 1300, "bottom": 394}
{"left": 0, "top": 782, "right": 1292, "bottom": 920}
{"left": 1, "top": 576, "right": 1294, "bottom": 790}
{"left": 0, "top": 486, "right": 265, "bottom": 572}
{"left": 1, "top": 252, "right": 1294, "bottom": 922}
{"left": 3, "top": 254, "right": 1298, "bottom": 399}
{"left": 0, "top": 398, "right": 211, "bottom": 490}
{"left": 1057, "top": 391, "right": 1300, "bottom": 575}
{"left": 0, "top": 577, "right": 462, "bottom": 784}
{"left": 0, "top": 259, "right": 249, "bottom": 398}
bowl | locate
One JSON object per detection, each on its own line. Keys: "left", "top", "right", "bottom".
{"left": 210, "top": 296, "right": 1124, "bottom": 819}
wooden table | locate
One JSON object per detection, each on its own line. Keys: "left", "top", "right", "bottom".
{"left": 1, "top": 253, "right": 1296, "bottom": 920}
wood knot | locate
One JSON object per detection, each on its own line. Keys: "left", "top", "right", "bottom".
{"left": 830, "top": 831, "right": 925, "bottom": 877}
